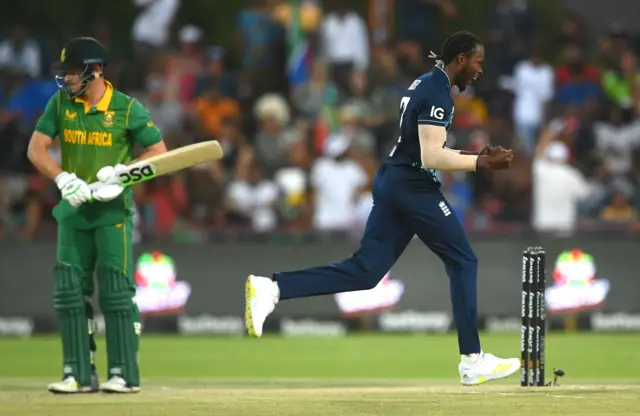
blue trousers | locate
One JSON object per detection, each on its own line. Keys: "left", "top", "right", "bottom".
{"left": 274, "top": 164, "right": 481, "bottom": 354}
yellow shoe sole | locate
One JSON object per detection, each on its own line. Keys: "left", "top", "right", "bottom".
{"left": 245, "top": 276, "right": 259, "bottom": 338}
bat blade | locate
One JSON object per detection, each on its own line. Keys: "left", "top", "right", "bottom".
{"left": 89, "top": 140, "right": 224, "bottom": 191}
{"left": 142, "top": 140, "right": 223, "bottom": 176}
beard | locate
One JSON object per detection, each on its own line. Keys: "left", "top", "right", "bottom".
{"left": 454, "top": 66, "right": 475, "bottom": 92}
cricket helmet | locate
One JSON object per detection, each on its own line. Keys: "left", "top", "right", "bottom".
{"left": 54, "top": 37, "right": 107, "bottom": 98}
{"left": 55, "top": 37, "right": 107, "bottom": 71}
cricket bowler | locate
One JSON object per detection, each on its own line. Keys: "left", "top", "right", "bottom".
{"left": 27, "top": 37, "right": 167, "bottom": 394}
{"left": 245, "top": 31, "right": 520, "bottom": 386}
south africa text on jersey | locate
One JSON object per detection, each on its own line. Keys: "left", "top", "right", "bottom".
{"left": 63, "top": 129, "right": 113, "bottom": 147}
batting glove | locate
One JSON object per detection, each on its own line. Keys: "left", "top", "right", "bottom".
{"left": 92, "top": 183, "right": 125, "bottom": 202}
{"left": 96, "top": 164, "right": 127, "bottom": 185}
{"left": 55, "top": 172, "right": 92, "bottom": 208}
{"left": 93, "top": 164, "right": 127, "bottom": 202}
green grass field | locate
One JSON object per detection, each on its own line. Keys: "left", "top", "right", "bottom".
{"left": 0, "top": 333, "right": 638, "bottom": 415}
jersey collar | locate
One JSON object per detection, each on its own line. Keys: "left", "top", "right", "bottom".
{"left": 434, "top": 66, "right": 451, "bottom": 90}
{"left": 75, "top": 80, "right": 114, "bottom": 113}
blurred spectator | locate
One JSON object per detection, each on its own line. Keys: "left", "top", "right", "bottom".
{"left": 165, "top": 25, "right": 205, "bottom": 104}
{"left": 600, "top": 179, "right": 638, "bottom": 223}
{"left": 135, "top": 74, "right": 186, "bottom": 147}
{"left": 191, "top": 79, "right": 241, "bottom": 142}
{"left": 602, "top": 51, "right": 640, "bottom": 109}
{"left": 396, "top": 0, "right": 458, "bottom": 59}
{"left": 195, "top": 47, "right": 237, "bottom": 99}
{"left": 2, "top": 69, "right": 57, "bottom": 127}
{"left": 367, "top": 0, "right": 395, "bottom": 47}
{"left": 557, "top": 10, "right": 589, "bottom": 52}
{"left": 487, "top": 0, "right": 537, "bottom": 77}
{"left": 344, "top": 68, "right": 398, "bottom": 158}
{"left": 367, "top": 42, "right": 404, "bottom": 96}
{"left": 554, "top": 44, "right": 601, "bottom": 108}
{"left": 320, "top": 0, "right": 370, "bottom": 94}
{"left": 236, "top": 0, "right": 286, "bottom": 98}
{"left": 184, "top": 161, "right": 227, "bottom": 229}
{"left": 511, "top": 45, "right": 554, "bottom": 155}
{"left": 452, "top": 86, "right": 489, "bottom": 131}
{"left": 598, "top": 24, "right": 632, "bottom": 70}
{"left": 226, "top": 156, "right": 279, "bottom": 232}
{"left": 324, "top": 104, "right": 376, "bottom": 160}
{"left": 137, "top": 175, "right": 188, "bottom": 238}
{"left": 310, "top": 136, "right": 368, "bottom": 231}
{"left": 274, "top": 139, "right": 312, "bottom": 228}
{"left": 291, "top": 59, "right": 339, "bottom": 121}
{"left": 132, "top": 0, "right": 180, "bottom": 83}
{"left": 218, "top": 118, "right": 252, "bottom": 174}
{"left": 272, "top": 0, "right": 323, "bottom": 35}
{"left": 252, "top": 93, "right": 300, "bottom": 175}
{"left": 0, "top": 25, "right": 41, "bottom": 79}
{"left": 532, "top": 134, "right": 590, "bottom": 236}
{"left": 593, "top": 104, "right": 640, "bottom": 182}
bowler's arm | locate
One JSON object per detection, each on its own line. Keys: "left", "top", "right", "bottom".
{"left": 445, "top": 147, "right": 481, "bottom": 155}
{"left": 419, "top": 125, "right": 478, "bottom": 172}
{"left": 27, "top": 132, "right": 64, "bottom": 181}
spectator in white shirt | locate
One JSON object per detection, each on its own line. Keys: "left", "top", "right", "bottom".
{"left": 226, "top": 157, "right": 280, "bottom": 232}
{"left": 511, "top": 47, "right": 554, "bottom": 155}
{"left": 311, "top": 136, "right": 368, "bottom": 231}
{"left": 320, "top": 0, "right": 369, "bottom": 94}
{"left": 0, "top": 26, "right": 41, "bottom": 79}
{"left": 532, "top": 136, "right": 590, "bottom": 236}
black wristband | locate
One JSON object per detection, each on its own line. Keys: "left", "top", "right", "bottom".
{"left": 460, "top": 150, "right": 478, "bottom": 155}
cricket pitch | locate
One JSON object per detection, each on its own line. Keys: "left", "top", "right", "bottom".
{"left": 1, "top": 380, "right": 639, "bottom": 416}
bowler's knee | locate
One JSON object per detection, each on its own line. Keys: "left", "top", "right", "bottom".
{"left": 350, "top": 254, "right": 389, "bottom": 290}
{"left": 448, "top": 249, "right": 478, "bottom": 274}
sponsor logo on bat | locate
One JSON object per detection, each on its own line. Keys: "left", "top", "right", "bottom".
{"left": 119, "top": 164, "right": 156, "bottom": 185}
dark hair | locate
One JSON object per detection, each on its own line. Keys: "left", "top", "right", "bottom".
{"left": 437, "top": 31, "right": 482, "bottom": 65}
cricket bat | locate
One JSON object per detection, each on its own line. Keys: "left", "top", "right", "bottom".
{"left": 52, "top": 140, "right": 224, "bottom": 221}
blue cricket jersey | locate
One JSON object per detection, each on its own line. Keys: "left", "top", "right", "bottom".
{"left": 387, "top": 66, "right": 454, "bottom": 186}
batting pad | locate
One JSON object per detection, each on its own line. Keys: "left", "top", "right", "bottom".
{"left": 53, "top": 263, "right": 92, "bottom": 385}
{"left": 97, "top": 266, "right": 140, "bottom": 386}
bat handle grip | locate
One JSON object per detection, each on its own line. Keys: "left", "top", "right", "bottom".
{"left": 88, "top": 181, "right": 103, "bottom": 192}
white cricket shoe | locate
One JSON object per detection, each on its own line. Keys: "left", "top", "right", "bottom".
{"left": 458, "top": 352, "right": 520, "bottom": 386}
{"left": 48, "top": 376, "right": 96, "bottom": 394}
{"left": 100, "top": 376, "right": 141, "bottom": 393}
{"left": 245, "top": 275, "right": 279, "bottom": 338}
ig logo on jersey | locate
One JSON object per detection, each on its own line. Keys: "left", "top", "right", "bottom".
{"left": 430, "top": 106, "right": 445, "bottom": 120}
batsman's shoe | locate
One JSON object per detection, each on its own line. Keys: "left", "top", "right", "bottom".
{"left": 48, "top": 376, "right": 98, "bottom": 394}
{"left": 245, "top": 275, "right": 279, "bottom": 338}
{"left": 458, "top": 352, "right": 520, "bottom": 386}
{"left": 100, "top": 376, "right": 141, "bottom": 394}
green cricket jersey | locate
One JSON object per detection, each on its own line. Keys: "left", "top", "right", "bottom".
{"left": 35, "top": 81, "right": 162, "bottom": 229}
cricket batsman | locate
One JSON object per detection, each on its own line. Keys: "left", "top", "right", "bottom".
{"left": 246, "top": 32, "right": 521, "bottom": 385}
{"left": 27, "top": 37, "right": 167, "bottom": 394}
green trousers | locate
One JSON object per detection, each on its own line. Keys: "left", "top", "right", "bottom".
{"left": 54, "top": 217, "right": 141, "bottom": 386}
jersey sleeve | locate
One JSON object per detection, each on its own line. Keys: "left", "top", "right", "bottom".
{"left": 126, "top": 98, "right": 163, "bottom": 148}
{"left": 34, "top": 92, "right": 61, "bottom": 139}
{"left": 416, "top": 87, "right": 452, "bottom": 127}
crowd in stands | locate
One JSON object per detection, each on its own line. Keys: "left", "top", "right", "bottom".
{"left": 1, "top": 0, "right": 639, "bottom": 241}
